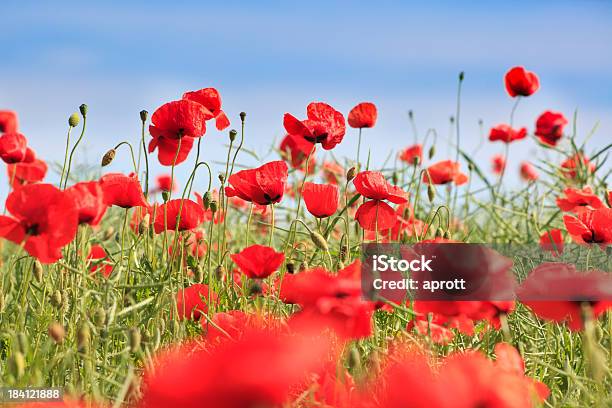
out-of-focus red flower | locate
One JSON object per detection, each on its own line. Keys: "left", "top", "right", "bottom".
{"left": 87, "top": 244, "right": 113, "bottom": 278}
{"left": 154, "top": 174, "right": 178, "bottom": 193}
{"left": 226, "top": 161, "right": 288, "bottom": 206}
{"left": 518, "top": 262, "right": 612, "bottom": 331}
{"left": 504, "top": 66, "right": 540, "bottom": 97}
{"left": 184, "top": 229, "right": 207, "bottom": 258}
{"left": 279, "top": 134, "right": 315, "bottom": 171}
{"left": 488, "top": 124, "right": 527, "bottom": 143}
{"left": 284, "top": 102, "right": 346, "bottom": 150}
{"left": 148, "top": 99, "right": 211, "bottom": 166}
{"left": 406, "top": 314, "right": 455, "bottom": 344}
{"left": 353, "top": 171, "right": 408, "bottom": 231}
{"left": 0, "top": 132, "right": 28, "bottom": 163}
{"left": 139, "top": 328, "right": 332, "bottom": 408}
{"left": 182, "top": 87, "right": 230, "bottom": 131}
{"left": 153, "top": 199, "right": 205, "bottom": 233}
{"left": 322, "top": 161, "right": 344, "bottom": 184}
{"left": 7, "top": 156, "right": 48, "bottom": 189}
{"left": 494, "top": 343, "right": 550, "bottom": 402}
{"left": 563, "top": 207, "right": 612, "bottom": 245}
{"left": 302, "top": 182, "right": 339, "bottom": 218}
{"left": 348, "top": 102, "right": 377, "bottom": 128}
{"left": 0, "top": 110, "right": 18, "bottom": 134}
{"left": 230, "top": 244, "right": 285, "bottom": 279}
{"left": 398, "top": 144, "right": 423, "bottom": 165}
{"left": 535, "top": 110, "right": 567, "bottom": 146}
{"left": 67, "top": 181, "right": 108, "bottom": 226}
{"left": 539, "top": 229, "right": 563, "bottom": 254}
{"left": 0, "top": 184, "right": 78, "bottom": 264}
{"left": 176, "top": 283, "right": 217, "bottom": 320}
{"left": 280, "top": 266, "right": 361, "bottom": 306}
{"left": 561, "top": 153, "right": 595, "bottom": 179}
{"left": 556, "top": 186, "right": 604, "bottom": 213}
{"left": 491, "top": 154, "right": 506, "bottom": 175}
{"left": 203, "top": 310, "right": 252, "bottom": 341}
{"left": 100, "top": 173, "right": 149, "bottom": 208}
{"left": 519, "top": 161, "right": 538, "bottom": 181}
{"left": 423, "top": 160, "right": 468, "bottom": 185}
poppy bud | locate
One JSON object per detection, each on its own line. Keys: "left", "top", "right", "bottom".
{"left": 33, "top": 260, "right": 43, "bottom": 283}
{"left": 103, "top": 226, "right": 114, "bottom": 241}
{"left": 140, "top": 110, "right": 148, "bottom": 122}
{"left": 428, "top": 145, "right": 435, "bottom": 159}
{"left": 299, "top": 261, "right": 308, "bottom": 272}
{"left": 16, "top": 332, "right": 28, "bottom": 354}
{"left": 229, "top": 129, "right": 237, "bottom": 142}
{"left": 94, "top": 307, "right": 106, "bottom": 327}
{"left": 215, "top": 265, "right": 226, "bottom": 281}
{"left": 427, "top": 185, "right": 435, "bottom": 202}
{"left": 209, "top": 200, "right": 218, "bottom": 213}
{"left": 478, "top": 118, "right": 483, "bottom": 126}
{"left": 248, "top": 280, "right": 263, "bottom": 297}
{"left": 443, "top": 230, "right": 452, "bottom": 240}
{"left": 392, "top": 172, "right": 398, "bottom": 185}
{"left": 202, "top": 192, "right": 212, "bottom": 209}
{"left": 340, "top": 243, "right": 348, "bottom": 262}
{"left": 129, "top": 328, "right": 141, "bottom": 352}
{"left": 449, "top": 116, "right": 455, "bottom": 124}
{"left": 8, "top": 351, "right": 25, "bottom": 379}
{"left": 48, "top": 322, "right": 65, "bottom": 344}
{"left": 218, "top": 173, "right": 225, "bottom": 183}
{"left": 138, "top": 214, "right": 150, "bottom": 234}
{"left": 240, "top": 112, "right": 246, "bottom": 122}
{"left": 79, "top": 103, "right": 88, "bottom": 117}
{"left": 286, "top": 262, "right": 295, "bottom": 274}
{"left": 435, "top": 228, "right": 444, "bottom": 238}
{"left": 408, "top": 110, "right": 414, "bottom": 119}
{"left": 68, "top": 112, "right": 80, "bottom": 127}
{"left": 51, "top": 290, "right": 62, "bottom": 308}
{"left": 346, "top": 167, "right": 357, "bottom": 182}
{"left": 161, "top": 191, "right": 170, "bottom": 202}
{"left": 468, "top": 162, "right": 474, "bottom": 172}
{"left": 101, "top": 149, "right": 116, "bottom": 167}
{"left": 77, "top": 325, "right": 90, "bottom": 352}
{"left": 310, "top": 232, "right": 329, "bottom": 252}
{"left": 459, "top": 71, "right": 465, "bottom": 81}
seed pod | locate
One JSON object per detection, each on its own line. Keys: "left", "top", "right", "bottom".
{"left": 48, "top": 322, "right": 65, "bottom": 344}
{"left": 68, "top": 112, "right": 80, "bottom": 127}
{"left": 202, "top": 192, "right": 212, "bottom": 209}
{"left": 161, "top": 191, "right": 170, "bottom": 202}
{"left": 101, "top": 149, "right": 116, "bottom": 167}
{"left": 215, "top": 265, "right": 226, "bottom": 281}
{"left": 8, "top": 351, "right": 25, "bottom": 379}
{"left": 51, "top": 290, "right": 62, "bottom": 308}
{"left": 77, "top": 325, "right": 90, "bottom": 352}
{"left": 33, "top": 260, "right": 43, "bottom": 283}
{"left": 229, "top": 129, "right": 237, "bottom": 141}
{"left": 443, "top": 230, "right": 452, "bottom": 240}
{"left": 209, "top": 200, "right": 218, "bottom": 213}
{"left": 239, "top": 112, "right": 246, "bottom": 122}
{"left": 435, "top": 228, "right": 444, "bottom": 238}
{"left": 94, "top": 307, "right": 107, "bottom": 327}
{"left": 428, "top": 145, "right": 435, "bottom": 159}
{"left": 129, "top": 328, "right": 141, "bottom": 352}
{"left": 346, "top": 167, "right": 357, "bottom": 182}
{"left": 79, "top": 103, "right": 88, "bottom": 117}
{"left": 310, "top": 232, "right": 329, "bottom": 252}
{"left": 286, "top": 262, "right": 295, "bottom": 274}
{"left": 427, "top": 185, "right": 435, "bottom": 202}
{"left": 218, "top": 173, "right": 225, "bottom": 183}
{"left": 459, "top": 71, "right": 465, "bottom": 81}
{"left": 139, "top": 110, "right": 148, "bottom": 122}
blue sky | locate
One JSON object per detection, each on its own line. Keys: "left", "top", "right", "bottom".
{"left": 1, "top": 0, "right": 611, "bottom": 198}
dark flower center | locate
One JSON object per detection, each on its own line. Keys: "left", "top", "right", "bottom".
{"left": 26, "top": 224, "right": 40, "bottom": 236}
{"left": 0, "top": 124, "right": 5, "bottom": 132}
{"left": 263, "top": 194, "right": 281, "bottom": 204}
{"left": 304, "top": 133, "right": 328, "bottom": 144}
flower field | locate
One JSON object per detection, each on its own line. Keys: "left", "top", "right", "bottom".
{"left": 0, "top": 67, "right": 611, "bottom": 407}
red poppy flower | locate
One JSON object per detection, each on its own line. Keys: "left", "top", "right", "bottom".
{"left": 182, "top": 87, "right": 231, "bottom": 131}
{"left": 491, "top": 154, "right": 506, "bottom": 175}
{"left": 348, "top": 102, "right": 377, "bottom": 128}
{"left": 518, "top": 262, "right": 612, "bottom": 331}
{"left": 230, "top": 244, "right": 285, "bottom": 279}
{"left": 539, "top": 229, "right": 563, "bottom": 254}
{"left": 0, "top": 110, "right": 18, "bottom": 134}
{"left": 423, "top": 160, "right": 468, "bottom": 185}
{"left": 283, "top": 102, "right": 346, "bottom": 150}
{"left": 0, "top": 132, "right": 28, "bottom": 163}
{"left": 561, "top": 153, "right": 595, "bottom": 179}
{"left": 7, "top": 157, "right": 48, "bottom": 189}
{"left": 535, "top": 111, "right": 568, "bottom": 146}
{"left": 154, "top": 174, "right": 178, "bottom": 193}
{"left": 88, "top": 245, "right": 113, "bottom": 278}
{"left": 153, "top": 199, "right": 205, "bottom": 233}
{"left": 504, "top": 66, "right": 540, "bottom": 97}
{"left": 488, "top": 124, "right": 527, "bottom": 143}
{"left": 353, "top": 171, "right": 408, "bottom": 231}
{"left": 519, "top": 161, "right": 538, "bottom": 181}
{"left": 321, "top": 161, "right": 344, "bottom": 184}
{"left": 99, "top": 173, "right": 149, "bottom": 208}
{"left": 66, "top": 181, "right": 108, "bottom": 226}
{"left": 225, "top": 161, "right": 288, "bottom": 206}
{"left": 280, "top": 265, "right": 361, "bottom": 306}
{"left": 556, "top": 186, "right": 604, "bottom": 213}
{"left": 279, "top": 134, "right": 315, "bottom": 170}
{"left": 407, "top": 314, "right": 455, "bottom": 344}
{"left": 302, "top": 182, "right": 339, "bottom": 218}
{"left": 202, "top": 310, "right": 262, "bottom": 342}
{"left": 563, "top": 207, "right": 612, "bottom": 245}
{"left": 0, "top": 184, "right": 78, "bottom": 264}
{"left": 176, "top": 283, "right": 217, "bottom": 320}
{"left": 494, "top": 343, "right": 550, "bottom": 401}
{"left": 398, "top": 144, "right": 423, "bottom": 165}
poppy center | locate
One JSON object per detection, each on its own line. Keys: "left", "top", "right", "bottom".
{"left": 26, "top": 223, "right": 40, "bottom": 236}
{"left": 263, "top": 194, "right": 281, "bottom": 204}
{"left": 304, "top": 133, "right": 328, "bottom": 144}
{"left": 0, "top": 124, "right": 4, "bottom": 132}
{"left": 177, "top": 128, "right": 185, "bottom": 137}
